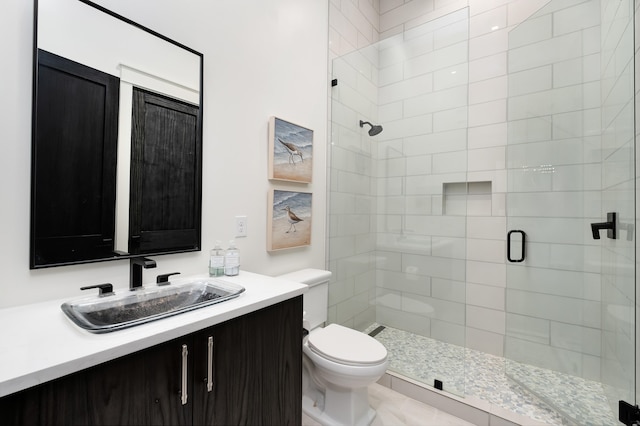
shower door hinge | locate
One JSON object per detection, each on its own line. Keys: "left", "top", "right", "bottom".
{"left": 619, "top": 400, "right": 640, "bottom": 425}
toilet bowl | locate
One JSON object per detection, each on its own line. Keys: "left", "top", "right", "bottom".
{"left": 277, "top": 269, "right": 388, "bottom": 426}
{"left": 303, "top": 323, "right": 388, "bottom": 426}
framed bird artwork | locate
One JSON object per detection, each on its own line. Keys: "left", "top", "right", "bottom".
{"left": 267, "top": 189, "right": 312, "bottom": 251}
{"left": 268, "top": 116, "right": 313, "bottom": 183}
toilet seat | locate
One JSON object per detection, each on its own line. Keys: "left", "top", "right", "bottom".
{"left": 308, "top": 324, "right": 387, "bottom": 366}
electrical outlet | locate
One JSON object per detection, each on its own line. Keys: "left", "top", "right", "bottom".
{"left": 235, "top": 215, "right": 247, "bottom": 237}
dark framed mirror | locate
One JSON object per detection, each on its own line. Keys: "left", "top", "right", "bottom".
{"left": 30, "top": 0, "right": 203, "bottom": 268}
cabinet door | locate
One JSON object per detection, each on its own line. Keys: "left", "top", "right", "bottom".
{"left": 257, "top": 295, "right": 303, "bottom": 425}
{"left": 0, "top": 337, "right": 192, "bottom": 426}
{"left": 192, "top": 296, "right": 303, "bottom": 425}
{"left": 0, "top": 368, "right": 92, "bottom": 425}
{"left": 82, "top": 337, "right": 192, "bottom": 425}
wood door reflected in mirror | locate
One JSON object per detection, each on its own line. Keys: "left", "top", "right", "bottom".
{"left": 32, "top": 50, "right": 120, "bottom": 267}
{"left": 30, "top": 0, "right": 203, "bottom": 268}
{"left": 129, "top": 88, "right": 201, "bottom": 255}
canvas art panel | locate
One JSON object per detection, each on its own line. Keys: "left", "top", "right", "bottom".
{"left": 268, "top": 116, "right": 313, "bottom": 183}
{"left": 267, "top": 189, "right": 312, "bottom": 251}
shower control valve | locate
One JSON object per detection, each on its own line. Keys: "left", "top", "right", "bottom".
{"left": 590, "top": 212, "right": 616, "bottom": 240}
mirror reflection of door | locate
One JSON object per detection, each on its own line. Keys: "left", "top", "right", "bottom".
{"left": 129, "top": 88, "right": 202, "bottom": 255}
{"left": 31, "top": 50, "right": 119, "bottom": 267}
{"left": 31, "top": 0, "right": 204, "bottom": 268}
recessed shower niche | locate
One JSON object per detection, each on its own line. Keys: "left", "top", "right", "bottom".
{"left": 443, "top": 181, "right": 492, "bottom": 216}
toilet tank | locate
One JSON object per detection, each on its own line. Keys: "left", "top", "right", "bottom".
{"left": 277, "top": 269, "right": 331, "bottom": 330}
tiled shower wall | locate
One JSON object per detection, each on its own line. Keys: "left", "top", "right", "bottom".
{"left": 329, "top": 0, "right": 635, "bottom": 388}
{"left": 329, "top": 0, "right": 549, "bottom": 355}
{"left": 502, "top": 0, "right": 631, "bottom": 387}
{"left": 373, "top": 8, "right": 471, "bottom": 350}
{"left": 328, "top": 0, "right": 381, "bottom": 330}
{"left": 598, "top": 0, "right": 635, "bottom": 406}
{"left": 504, "top": 0, "right": 604, "bottom": 380}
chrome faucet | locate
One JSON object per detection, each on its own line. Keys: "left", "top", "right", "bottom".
{"left": 130, "top": 257, "right": 157, "bottom": 290}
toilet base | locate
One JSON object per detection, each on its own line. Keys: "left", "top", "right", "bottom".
{"left": 302, "top": 383, "right": 377, "bottom": 426}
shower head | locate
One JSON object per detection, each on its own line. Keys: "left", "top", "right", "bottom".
{"left": 359, "top": 120, "right": 383, "bottom": 137}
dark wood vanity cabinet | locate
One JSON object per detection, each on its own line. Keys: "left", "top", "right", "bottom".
{"left": 192, "top": 296, "right": 302, "bottom": 425}
{"left": 0, "top": 296, "right": 302, "bottom": 425}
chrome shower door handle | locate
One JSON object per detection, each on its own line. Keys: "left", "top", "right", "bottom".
{"left": 207, "top": 336, "right": 213, "bottom": 392}
{"left": 507, "top": 230, "right": 526, "bottom": 262}
{"left": 181, "top": 344, "right": 188, "bottom": 405}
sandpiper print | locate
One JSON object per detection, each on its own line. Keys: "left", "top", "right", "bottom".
{"left": 268, "top": 116, "right": 313, "bottom": 183}
{"left": 267, "top": 189, "right": 312, "bottom": 251}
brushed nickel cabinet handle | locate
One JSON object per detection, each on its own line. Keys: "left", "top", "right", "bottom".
{"left": 207, "top": 336, "right": 214, "bottom": 392}
{"left": 181, "top": 344, "right": 188, "bottom": 405}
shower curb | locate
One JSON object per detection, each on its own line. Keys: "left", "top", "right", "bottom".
{"left": 377, "top": 371, "right": 553, "bottom": 426}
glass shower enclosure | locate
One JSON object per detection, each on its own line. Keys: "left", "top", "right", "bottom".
{"left": 505, "top": 0, "right": 636, "bottom": 423}
{"left": 329, "top": 8, "right": 470, "bottom": 398}
{"left": 329, "top": 0, "right": 636, "bottom": 424}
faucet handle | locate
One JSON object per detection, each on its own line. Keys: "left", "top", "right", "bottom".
{"left": 157, "top": 272, "right": 181, "bottom": 285}
{"left": 80, "top": 283, "right": 114, "bottom": 297}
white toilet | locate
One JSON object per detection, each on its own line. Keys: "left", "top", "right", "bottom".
{"left": 278, "top": 269, "right": 388, "bottom": 426}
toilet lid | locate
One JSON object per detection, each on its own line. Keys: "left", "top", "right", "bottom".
{"left": 308, "top": 324, "right": 387, "bottom": 366}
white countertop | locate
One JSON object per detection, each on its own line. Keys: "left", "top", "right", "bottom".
{"left": 0, "top": 271, "right": 306, "bottom": 398}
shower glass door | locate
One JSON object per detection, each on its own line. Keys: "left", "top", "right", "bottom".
{"left": 505, "top": 0, "right": 635, "bottom": 424}
{"left": 329, "top": 9, "right": 470, "bottom": 397}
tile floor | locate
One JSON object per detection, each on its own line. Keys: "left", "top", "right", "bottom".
{"left": 366, "top": 324, "right": 618, "bottom": 426}
{"left": 301, "top": 382, "right": 474, "bottom": 426}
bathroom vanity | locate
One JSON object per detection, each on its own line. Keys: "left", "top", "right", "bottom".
{"left": 0, "top": 272, "right": 305, "bottom": 425}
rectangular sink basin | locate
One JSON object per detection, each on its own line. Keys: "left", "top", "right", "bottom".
{"left": 61, "top": 280, "right": 245, "bottom": 333}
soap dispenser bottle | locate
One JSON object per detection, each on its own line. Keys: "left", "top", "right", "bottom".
{"left": 209, "top": 241, "right": 225, "bottom": 277}
{"left": 224, "top": 240, "right": 240, "bottom": 276}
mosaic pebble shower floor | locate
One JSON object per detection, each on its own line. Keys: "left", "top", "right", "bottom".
{"left": 365, "top": 324, "right": 617, "bottom": 425}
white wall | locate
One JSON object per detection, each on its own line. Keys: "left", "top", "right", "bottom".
{"left": 0, "top": 0, "right": 328, "bottom": 308}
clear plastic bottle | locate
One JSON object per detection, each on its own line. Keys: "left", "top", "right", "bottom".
{"left": 224, "top": 240, "right": 240, "bottom": 276}
{"left": 209, "top": 241, "right": 225, "bottom": 277}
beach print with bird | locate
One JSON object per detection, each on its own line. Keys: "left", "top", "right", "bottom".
{"left": 269, "top": 117, "right": 313, "bottom": 183}
{"left": 268, "top": 189, "right": 312, "bottom": 250}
